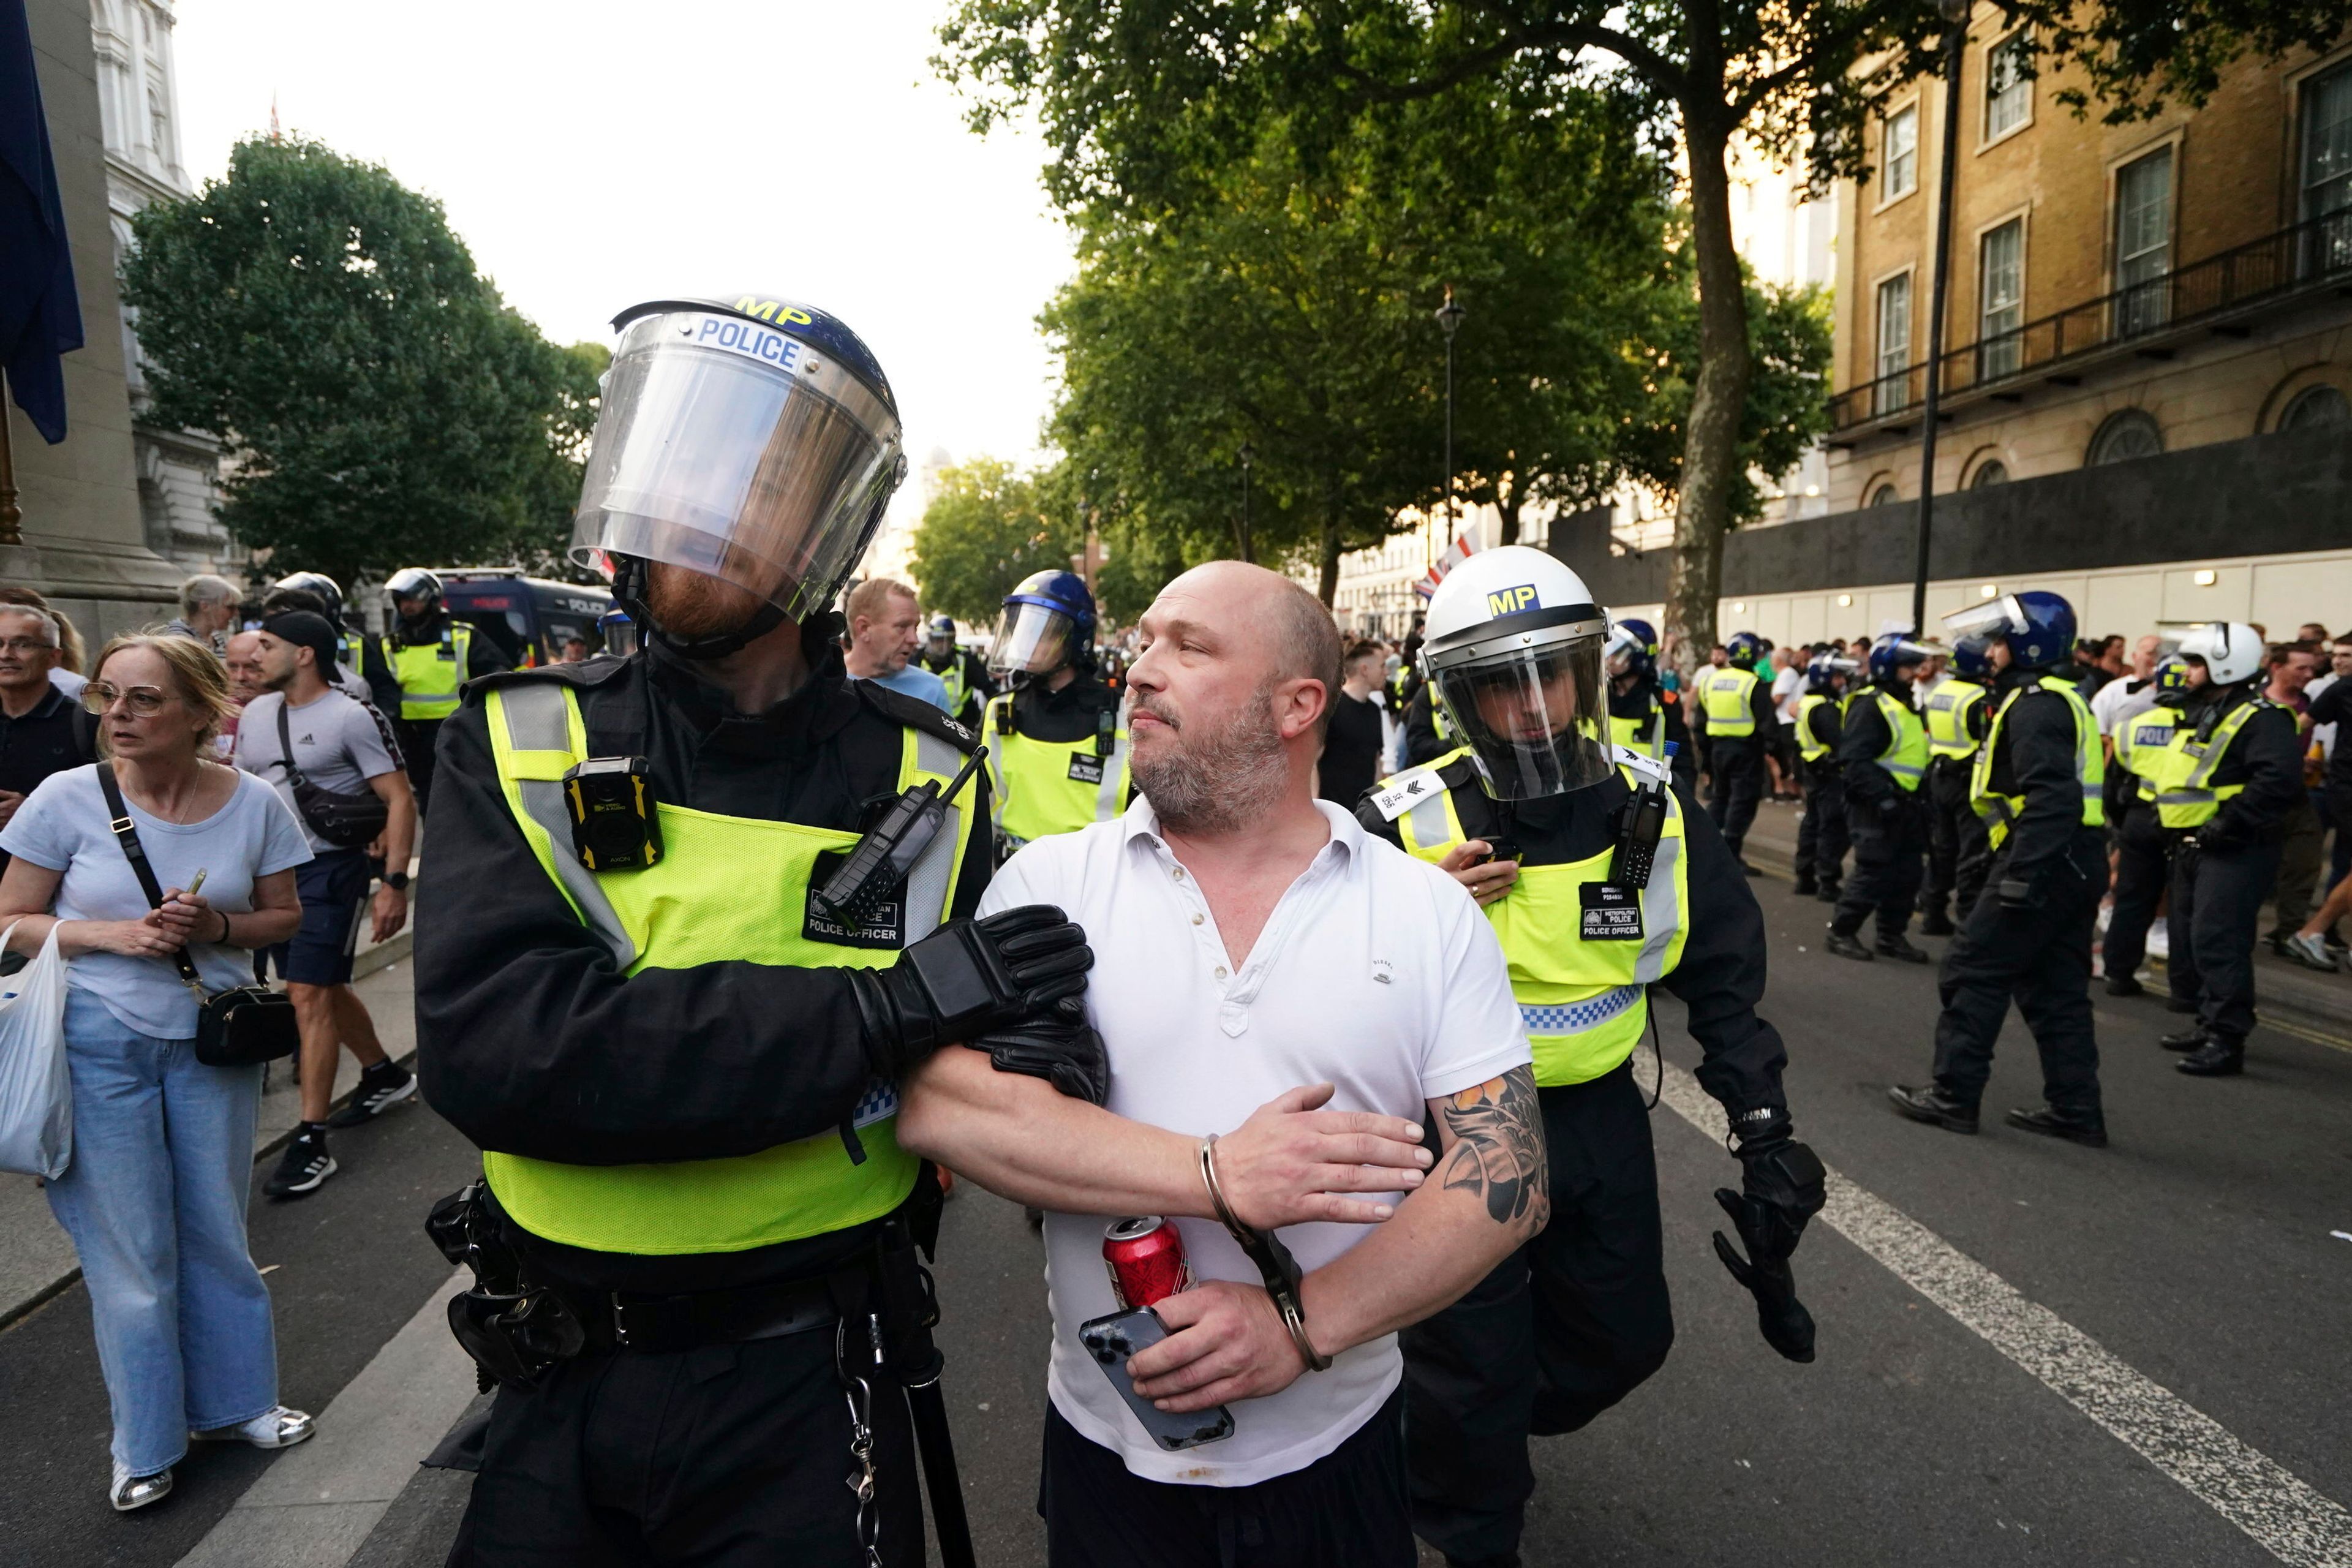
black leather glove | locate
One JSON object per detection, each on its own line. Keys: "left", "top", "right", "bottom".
{"left": 972, "top": 1011, "right": 1110, "bottom": 1106}
{"left": 850, "top": 905, "right": 1093, "bottom": 1080}
{"left": 2193, "top": 820, "right": 2243, "bottom": 854}
{"left": 1711, "top": 1134, "right": 1826, "bottom": 1364}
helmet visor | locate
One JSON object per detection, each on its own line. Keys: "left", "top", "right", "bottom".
{"left": 989, "top": 602, "right": 1077, "bottom": 676}
{"left": 1604, "top": 625, "right": 1642, "bottom": 679}
{"left": 571, "top": 312, "right": 904, "bottom": 622}
{"left": 1431, "top": 635, "right": 1613, "bottom": 801}
{"left": 1941, "top": 595, "right": 2025, "bottom": 643}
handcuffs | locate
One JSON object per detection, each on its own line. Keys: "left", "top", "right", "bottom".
{"left": 1198, "top": 1134, "right": 1334, "bottom": 1374}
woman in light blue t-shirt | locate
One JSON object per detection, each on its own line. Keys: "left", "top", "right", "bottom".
{"left": 0, "top": 634, "right": 311, "bottom": 1514}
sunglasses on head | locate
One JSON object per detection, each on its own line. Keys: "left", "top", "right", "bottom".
{"left": 80, "top": 682, "right": 175, "bottom": 718}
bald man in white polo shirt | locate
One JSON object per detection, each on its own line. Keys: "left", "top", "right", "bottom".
{"left": 902, "top": 562, "right": 1542, "bottom": 1568}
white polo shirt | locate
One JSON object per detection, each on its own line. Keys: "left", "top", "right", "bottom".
{"left": 978, "top": 797, "right": 1528, "bottom": 1487}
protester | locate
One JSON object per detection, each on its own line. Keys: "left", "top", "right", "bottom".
{"left": 843, "top": 577, "right": 951, "bottom": 711}
{"left": 0, "top": 633, "right": 312, "bottom": 1512}
{"left": 0, "top": 603, "right": 98, "bottom": 869}
{"left": 165, "top": 574, "right": 243, "bottom": 654}
{"left": 1319, "top": 638, "right": 1387, "bottom": 810}
{"left": 1769, "top": 646, "right": 1804, "bottom": 801}
{"left": 0, "top": 586, "right": 89, "bottom": 697}
{"left": 2260, "top": 643, "right": 2325, "bottom": 953}
{"left": 236, "top": 611, "right": 419, "bottom": 1199}
{"left": 2304, "top": 639, "right": 2352, "bottom": 956}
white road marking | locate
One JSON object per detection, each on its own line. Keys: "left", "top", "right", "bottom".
{"left": 1657, "top": 1063, "right": 2352, "bottom": 1568}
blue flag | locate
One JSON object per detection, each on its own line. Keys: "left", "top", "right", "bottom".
{"left": 0, "top": 0, "right": 85, "bottom": 445}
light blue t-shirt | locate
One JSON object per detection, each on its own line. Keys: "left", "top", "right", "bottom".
{"left": 858, "top": 663, "right": 953, "bottom": 713}
{"left": 0, "top": 764, "right": 312, "bottom": 1038}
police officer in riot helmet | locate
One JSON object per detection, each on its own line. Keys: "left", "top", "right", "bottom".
{"left": 919, "top": 611, "right": 993, "bottom": 729}
{"left": 1790, "top": 650, "right": 1858, "bottom": 900}
{"left": 2150, "top": 622, "right": 2303, "bottom": 1076}
{"left": 382, "top": 565, "right": 506, "bottom": 813}
{"left": 415, "top": 292, "right": 1101, "bottom": 1567}
{"left": 1825, "top": 631, "right": 1940, "bottom": 963}
{"left": 1890, "top": 594, "right": 2113, "bottom": 1143}
{"left": 2101, "top": 657, "right": 2190, "bottom": 999}
{"left": 980, "top": 571, "right": 1129, "bottom": 858}
{"left": 1603, "top": 616, "right": 1695, "bottom": 799}
{"left": 1916, "top": 636, "right": 1996, "bottom": 936}
{"left": 1357, "top": 546, "right": 1823, "bottom": 1568}
{"left": 1690, "top": 628, "right": 1777, "bottom": 870}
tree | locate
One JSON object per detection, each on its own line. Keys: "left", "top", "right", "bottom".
{"left": 908, "top": 456, "right": 1082, "bottom": 625}
{"left": 120, "top": 137, "right": 593, "bottom": 586}
{"left": 937, "top": 0, "right": 2346, "bottom": 670}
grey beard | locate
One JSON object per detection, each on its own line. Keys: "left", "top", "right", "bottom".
{"left": 1131, "top": 685, "right": 1291, "bottom": 835}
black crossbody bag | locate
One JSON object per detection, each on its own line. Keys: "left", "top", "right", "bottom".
{"left": 97, "top": 763, "right": 300, "bottom": 1067}
{"left": 274, "top": 698, "right": 389, "bottom": 848}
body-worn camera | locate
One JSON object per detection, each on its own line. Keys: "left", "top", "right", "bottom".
{"left": 564, "top": 756, "right": 663, "bottom": 870}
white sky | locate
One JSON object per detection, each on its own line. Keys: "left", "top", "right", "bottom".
{"left": 171, "top": 0, "right": 1075, "bottom": 529}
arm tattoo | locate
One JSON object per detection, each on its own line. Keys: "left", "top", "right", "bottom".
{"left": 1436, "top": 1067, "right": 1550, "bottom": 1230}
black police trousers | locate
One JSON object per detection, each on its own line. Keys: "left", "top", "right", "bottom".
{"left": 1834, "top": 791, "right": 1928, "bottom": 941}
{"left": 2102, "top": 809, "right": 2171, "bottom": 984}
{"left": 1794, "top": 765, "right": 1849, "bottom": 888}
{"left": 1707, "top": 736, "right": 1763, "bottom": 858}
{"left": 1929, "top": 832, "right": 2109, "bottom": 1116}
{"left": 402, "top": 717, "right": 445, "bottom": 816}
{"left": 447, "top": 1327, "right": 923, "bottom": 1567}
{"left": 1403, "top": 1062, "right": 1671, "bottom": 1564}
{"left": 2167, "top": 838, "right": 2285, "bottom": 1044}
{"left": 1921, "top": 760, "right": 1990, "bottom": 921}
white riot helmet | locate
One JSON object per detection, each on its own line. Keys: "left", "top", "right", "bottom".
{"left": 1421, "top": 545, "right": 1613, "bottom": 799}
{"left": 2176, "top": 622, "right": 2264, "bottom": 686}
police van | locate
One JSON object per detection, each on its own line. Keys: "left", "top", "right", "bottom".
{"left": 436, "top": 571, "right": 614, "bottom": 667}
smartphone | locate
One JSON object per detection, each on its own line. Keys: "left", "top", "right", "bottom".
{"left": 1077, "top": 1306, "right": 1235, "bottom": 1452}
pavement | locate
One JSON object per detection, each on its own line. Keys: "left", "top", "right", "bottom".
{"left": 6, "top": 832, "right": 2350, "bottom": 1567}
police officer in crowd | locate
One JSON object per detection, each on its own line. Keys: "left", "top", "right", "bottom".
{"left": 2101, "top": 659, "right": 2190, "bottom": 1000}
{"left": 1790, "top": 651, "right": 1856, "bottom": 901}
{"left": 414, "top": 292, "right": 1103, "bottom": 1565}
{"left": 1359, "top": 548, "right": 1824, "bottom": 1568}
{"left": 1689, "top": 630, "right": 1776, "bottom": 871}
{"left": 1916, "top": 638, "right": 1992, "bottom": 937}
{"left": 1403, "top": 660, "right": 1457, "bottom": 767}
{"left": 264, "top": 571, "right": 402, "bottom": 716}
{"left": 2152, "top": 622, "right": 2304, "bottom": 1076}
{"left": 1602, "top": 617, "right": 1695, "bottom": 799}
{"left": 918, "top": 612, "right": 994, "bottom": 729}
{"left": 1826, "top": 632, "right": 1939, "bottom": 964}
{"left": 981, "top": 570, "right": 1129, "bottom": 858}
{"left": 1890, "top": 594, "right": 2111, "bottom": 1144}
{"left": 381, "top": 566, "right": 506, "bottom": 813}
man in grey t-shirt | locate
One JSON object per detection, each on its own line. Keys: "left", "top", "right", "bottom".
{"left": 236, "top": 611, "right": 420, "bottom": 1199}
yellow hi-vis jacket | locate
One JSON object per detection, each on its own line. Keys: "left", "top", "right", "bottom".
{"left": 1923, "top": 677, "right": 1988, "bottom": 761}
{"left": 981, "top": 692, "right": 1130, "bottom": 850}
{"left": 1969, "top": 676, "right": 2106, "bottom": 850}
{"left": 475, "top": 677, "right": 975, "bottom": 1256}
{"left": 2149, "top": 696, "right": 2280, "bottom": 830}
{"left": 1608, "top": 698, "right": 1667, "bottom": 761}
{"left": 1861, "top": 689, "right": 1930, "bottom": 793}
{"left": 1697, "top": 666, "right": 1759, "bottom": 737}
{"left": 389, "top": 621, "right": 474, "bottom": 722}
{"left": 1795, "top": 692, "right": 1846, "bottom": 763}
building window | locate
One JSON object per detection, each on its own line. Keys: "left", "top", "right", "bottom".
{"left": 1868, "top": 483, "right": 1901, "bottom": 508}
{"left": 2113, "top": 148, "right": 2172, "bottom": 336}
{"left": 1970, "top": 460, "right": 2010, "bottom": 488}
{"left": 1874, "top": 273, "right": 1912, "bottom": 415}
{"left": 2300, "top": 63, "right": 2352, "bottom": 276}
{"left": 1985, "top": 33, "right": 2032, "bottom": 140}
{"left": 2278, "top": 385, "right": 2350, "bottom": 432}
{"left": 1883, "top": 104, "right": 1919, "bottom": 198}
{"left": 1978, "top": 219, "right": 2024, "bottom": 380}
{"left": 2087, "top": 409, "right": 2163, "bottom": 466}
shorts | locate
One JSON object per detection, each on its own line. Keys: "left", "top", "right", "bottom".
{"left": 264, "top": 847, "right": 371, "bottom": 987}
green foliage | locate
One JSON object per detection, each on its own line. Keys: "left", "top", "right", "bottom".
{"left": 120, "top": 137, "right": 598, "bottom": 586}
{"left": 908, "top": 458, "right": 1082, "bottom": 625}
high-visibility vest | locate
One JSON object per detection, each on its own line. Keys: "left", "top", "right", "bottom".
{"left": 341, "top": 629, "right": 369, "bottom": 673}
{"left": 1608, "top": 699, "right": 1666, "bottom": 761}
{"left": 475, "top": 677, "right": 974, "bottom": 1256}
{"left": 1387, "top": 747, "right": 1689, "bottom": 1088}
{"left": 1860, "top": 688, "right": 1929, "bottom": 792}
{"left": 1698, "top": 666, "right": 1759, "bottom": 737}
{"left": 1969, "top": 677, "right": 2106, "bottom": 850}
{"left": 2150, "top": 696, "right": 2278, "bottom": 830}
{"left": 2114, "top": 706, "right": 2180, "bottom": 783}
{"left": 927, "top": 654, "right": 972, "bottom": 718}
{"left": 982, "top": 692, "right": 1130, "bottom": 850}
{"left": 1923, "top": 677, "right": 1988, "bottom": 761}
{"left": 388, "top": 622, "right": 473, "bottom": 722}
{"left": 1795, "top": 692, "right": 1844, "bottom": 763}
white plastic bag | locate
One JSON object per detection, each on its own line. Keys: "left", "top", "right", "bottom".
{"left": 0, "top": 922, "right": 72, "bottom": 1179}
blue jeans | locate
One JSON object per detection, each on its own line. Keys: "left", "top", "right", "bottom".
{"left": 44, "top": 990, "right": 279, "bottom": 1475}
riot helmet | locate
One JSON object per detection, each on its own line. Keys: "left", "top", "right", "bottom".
{"left": 598, "top": 605, "right": 638, "bottom": 658}
{"left": 1805, "top": 652, "right": 1859, "bottom": 695}
{"left": 1942, "top": 590, "right": 2076, "bottom": 671}
{"left": 2174, "top": 621, "right": 2264, "bottom": 687}
{"left": 1866, "top": 631, "right": 1940, "bottom": 687}
{"left": 1605, "top": 617, "right": 1657, "bottom": 684}
{"left": 989, "top": 571, "right": 1096, "bottom": 679}
{"left": 385, "top": 568, "right": 443, "bottom": 624}
{"left": 1726, "top": 631, "right": 1764, "bottom": 664}
{"left": 1420, "top": 546, "right": 1613, "bottom": 801}
{"left": 2151, "top": 655, "right": 2190, "bottom": 708}
{"left": 274, "top": 571, "right": 345, "bottom": 628}
{"left": 925, "top": 613, "right": 957, "bottom": 659}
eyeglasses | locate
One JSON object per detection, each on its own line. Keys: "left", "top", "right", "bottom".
{"left": 0, "top": 638, "right": 56, "bottom": 656}
{"left": 80, "top": 682, "right": 176, "bottom": 717}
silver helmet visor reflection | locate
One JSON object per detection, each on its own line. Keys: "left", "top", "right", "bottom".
{"left": 570, "top": 312, "right": 903, "bottom": 622}
{"left": 1941, "top": 594, "right": 2026, "bottom": 643}
{"left": 989, "top": 603, "right": 1076, "bottom": 676}
{"left": 1432, "top": 638, "right": 1613, "bottom": 800}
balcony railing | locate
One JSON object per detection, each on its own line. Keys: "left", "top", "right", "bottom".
{"left": 1833, "top": 207, "right": 2352, "bottom": 432}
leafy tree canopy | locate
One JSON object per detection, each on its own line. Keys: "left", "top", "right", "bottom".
{"left": 908, "top": 456, "right": 1084, "bottom": 626}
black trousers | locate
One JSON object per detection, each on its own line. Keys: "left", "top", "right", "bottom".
{"left": 2103, "top": 810, "right": 2171, "bottom": 982}
{"left": 448, "top": 1329, "right": 924, "bottom": 1567}
{"left": 1921, "top": 760, "right": 1991, "bottom": 918}
{"left": 1794, "top": 765, "right": 1849, "bottom": 886}
{"left": 1039, "top": 1389, "right": 1412, "bottom": 1568}
{"left": 402, "top": 717, "right": 446, "bottom": 816}
{"left": 2167, "top": 839, "right": 2285, "bottom": 1043}
{"left": 1834, "top": 791, "right": 1928, "bottom": 941}
{"left": 1403, "top": 1063, "right": 1672, "bottom": 1564}
{"left": 1929, "top": 832, "right": 2109, "bottom": 1115}
{"left": 1707, "top": 737, "right": 1763, "bottom": 857}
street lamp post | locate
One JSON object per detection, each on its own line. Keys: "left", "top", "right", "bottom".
{"left": 1435, "top": 285, "right": 1465, "bottom": 567}
{"left": 1238, "top": 442, "right": 1256, "bottom": 563}
{"left": 1911, "top": 0, "right": 1970, "bottom": 635}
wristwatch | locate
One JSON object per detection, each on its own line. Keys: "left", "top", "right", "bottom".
{"left": 382, "top": 870, "right": 410, "bottom": 891}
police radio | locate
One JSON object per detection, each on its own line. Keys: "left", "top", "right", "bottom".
{"left": 562, "top": 756, "right": 663, "bottom": 871}
{"left": 1608, "top": 743, "right": 1676, "bottom": 890}
{"left": 812, "top": 747, "right": 989, "bottom": 930}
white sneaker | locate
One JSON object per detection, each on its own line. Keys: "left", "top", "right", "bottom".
{"left": 2282, "top": 932, "right": 2344, "bottom": 973}
{"left": 192, "top": 1405, "right": 315, "bottom": 1449}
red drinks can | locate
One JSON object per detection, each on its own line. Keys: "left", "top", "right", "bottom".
{"left": 1103, "top": 1216, "right": 1193, "bottom": 1308}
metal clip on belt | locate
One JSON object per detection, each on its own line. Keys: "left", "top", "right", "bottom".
{"left": 1199, "top": 1134, "right": 1333, "bottom": 1373}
